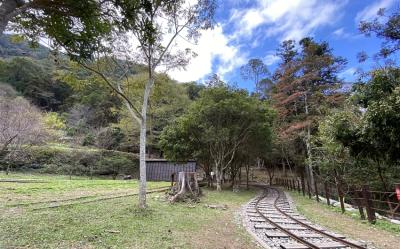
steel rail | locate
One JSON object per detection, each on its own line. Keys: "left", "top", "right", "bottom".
{"left": 270, "top": 187, "right": 367, "bottom": 249}
{"left": 255, "top": 188, "right": 321, "bottom": 249}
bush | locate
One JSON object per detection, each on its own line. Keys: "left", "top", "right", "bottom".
{"left": 1, "top": 145, "right": 139, "bottom": 178}
{"left": 82, "top": 133, "right": 95, "bottom": 146}
{"left": 96, "top": 127, "right": 125, "bottom": 150}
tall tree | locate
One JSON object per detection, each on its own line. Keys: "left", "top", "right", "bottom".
{"left": 317, "top": 67, "right": 400, "bottom": 190}
{"left": 359, "top": 7, "right": 400, "bottom": 59}
{"left": 0, "top": 89, "right": 47, "bottom": 174}
{"left": 240, "top": 58, "right": 270, "bottom": 98}
{"left": 272, "top": 38, "right": 346, "bottom": 187}
{"left": 160, "top": 84, "right": 274, "bottom": 191}
{"left": 114, "top": 73, "right": 191, "bottom": 156}
{"left": 77, "top": 0, "right": 215, "bottom": 208}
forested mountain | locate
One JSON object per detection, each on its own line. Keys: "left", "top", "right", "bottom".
{"left": 0, "top": 35, "right": 49, "bottom": 59}
{"left": 0, "top": 36, "right": 199, "bottom": 159}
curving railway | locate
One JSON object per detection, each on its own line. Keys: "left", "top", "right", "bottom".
{"left": 244, "top": 187, "right": 369, "bottom": 249}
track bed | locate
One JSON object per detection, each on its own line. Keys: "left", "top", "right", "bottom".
{"left": 244, "top": 187, "right": 371, "bottom": 249}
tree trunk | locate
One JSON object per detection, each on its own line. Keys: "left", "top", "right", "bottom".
{"left": 170, "top": 172, "right": 200, "bottom": 202}
{"left": 376, "top": 162, "right": 388, "bottom": 192}
{"left": 245, "top": 164, "right": 250, "bottom": 190}
{"left": 304, "top": 93, "right": 314, "bottom": 191}
{"left": 230, "top": 168, "right": 235, "bottom": 189}
{"left": 6, "top": 163, "right": 10, "bottom": 175}
{"left": 89, "top": 166, "right": 93, "bottom": 180}
{"left": 215, "top": 165, "right": 222, "bottom": 191}
{"left": 138, "top": 77, "right": 154, "bottom": 209}
{"left": 238, "top": 167, "right": 242, "bottom": 185}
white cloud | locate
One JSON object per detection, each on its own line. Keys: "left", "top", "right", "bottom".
{"left": 355, "top": 0, "right": 395, "bottom": 23}
{"left": 264, "top": 53, "right": 280, "bottom": 66}
{"left": 168, "top": 25, "right": 246, "bottom": 82}
{"left": 333, "top": 28, "right": 345, "bottom": 36}
{"left": 230, "top": 0, "right": 348, "bottom": 41}
{"left": 167, "top": 0, "right": 348, "bottom": 82}
{"left": 339, "top": 67, "right": 357, "bottom": 81}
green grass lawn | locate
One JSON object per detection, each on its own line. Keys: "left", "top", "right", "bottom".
{"left": 0, "top": 173, "right": 258, "bottom": 249}
{"left": 0, "top": 172, "right": 170, "bottom": 207}
{"left": 289, "top": 190, "right": 400, "bottom": 249}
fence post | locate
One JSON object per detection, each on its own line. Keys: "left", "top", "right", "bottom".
{"left": 171, "top": 173, "right": 175, "bottom": 187}
{"left": 362, "top": 185, "right": 376, "bottom": 224}
{"left": 356, "top": 188, "right": 366, "bottom": 220}
{"left": 307, "top": 178, "right": 312, "bottom": 199}
{"left": 324, "top": 182, "right": 330, "bottom": 206}
{"left": 297, "top": 179, "right": 301, "bottom": 193}
{"left": 314, "top": 178, "right": 320, "bottom": 202}
{"left": 335, "top": 178, "right": 345, "bottom": 213}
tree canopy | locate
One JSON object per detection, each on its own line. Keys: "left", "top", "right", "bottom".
{"left": 160, "top": 83, "right": 275, "bottom": 190}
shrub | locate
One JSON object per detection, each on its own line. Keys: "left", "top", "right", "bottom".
{"left": 2, "top": 145, "right": 138, "bottom": 178}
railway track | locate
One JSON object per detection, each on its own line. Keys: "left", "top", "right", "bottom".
{"left": 245, "top": 187, "right": 369, "bottom": 249}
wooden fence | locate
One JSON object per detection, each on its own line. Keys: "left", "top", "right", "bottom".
{"left": 274, "top": 177, "right": 400, "bottom": 224}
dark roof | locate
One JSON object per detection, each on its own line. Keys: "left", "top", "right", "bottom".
{"left": 146, "top": 159, "right": 196, "bottom": 163}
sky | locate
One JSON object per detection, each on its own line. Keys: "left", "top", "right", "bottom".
{"left": 168, "top": 0, "right": 399, "bottom": 90}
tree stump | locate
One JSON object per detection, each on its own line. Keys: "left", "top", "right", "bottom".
{"left": 170, "top": 172, "right": 201, "bottom": 203}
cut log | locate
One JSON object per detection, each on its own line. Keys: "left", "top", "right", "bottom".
{"left": 170, "top": 172, "right": 201, "bottom": 203}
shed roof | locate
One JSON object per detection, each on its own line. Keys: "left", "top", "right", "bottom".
{"left": 145, "top": 159, "right": 196, "bottom": 163}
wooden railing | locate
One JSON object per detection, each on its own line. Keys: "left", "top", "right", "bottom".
{"left": 275, "top": 177, "right": 400, "bottom": 224}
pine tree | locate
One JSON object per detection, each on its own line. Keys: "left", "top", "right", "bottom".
{"left": 272, "top": 38, "right": 346, "bottom": 185}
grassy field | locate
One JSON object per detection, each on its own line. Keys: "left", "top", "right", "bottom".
{"left": 0, "top": 172, "right": 258, "bottom": 249}
{"left": 289, "top": 190, "right": 400, "bottom": 249}
{"left": 0, "top": 172, "right": 169, "bottom": 208}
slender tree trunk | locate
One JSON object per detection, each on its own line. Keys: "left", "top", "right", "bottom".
{"left": 282, "top": 159, "right": 286, "bottom": 177}
{"left": 230, "top": 166, "right": 236, "bottom": 189}
{"left": 138, "top": 77, "right": 154, "bottom": 209}
{"left": 305, "top": 125, "right": 314, "bottom": 189}
{"left": 304, "top": 93, "right": 314, "bottom": 191}
{"left": 215, "top": 164, "right": 222, "bottom": 191}
{"left": 238, "top": 166, "right": 242, "bottom": 185}
{"left": 376, "top": 162, "right": 388, "bottom": 192}
{"left": 6, "top": 163, "right": 10, "bottom": 175}
{"left": 245, "top": 164, "right": 250, "bottom": 190}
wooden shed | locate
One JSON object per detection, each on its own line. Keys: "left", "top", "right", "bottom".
{"left": 146, "top": 159, "right": 196, "bottom": 181}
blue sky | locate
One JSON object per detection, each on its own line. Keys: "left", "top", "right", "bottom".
{"left": 169, "top": 0, "right": 399, "bottom": 91}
